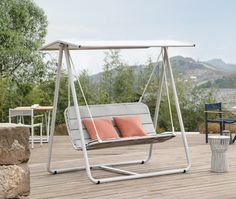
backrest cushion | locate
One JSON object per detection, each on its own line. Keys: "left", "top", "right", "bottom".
{"left": 205, "top": 102, "right": 222, "bottom": 111}
{"left": 114, "top": 115, "right": 147, "bottom": 137}
{"left": 83, "top": 118, "right": 119, "bottom": 140}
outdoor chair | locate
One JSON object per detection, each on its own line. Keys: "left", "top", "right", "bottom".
{"left": 9, "top": 108, "right": 43, "bottom": 148}
{"left": 205, "top": 102, "right": 236, "bottom": 143}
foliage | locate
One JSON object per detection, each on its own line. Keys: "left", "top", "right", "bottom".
{"left": 175, "top": 81, "right": 216, "bottom": 131}
{"left": 99, "top": 50, "right": 118, "bottom": 103}
{"left": 99, "top": 50, "right": 138, "bottom": 103}
{"left": 76, "top": 69, "right": 97, "bottom": 105}
{"left": 0, "top": 0, "right": 55, "bottom": 123}
{"left": 0, "top": 0, "right": 48, "bottom": 82}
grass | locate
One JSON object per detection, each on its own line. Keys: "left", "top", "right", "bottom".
{"left": 198, "top": 122, "right": 236, "bottom": 134}
{"left": 55, "top": 123, "right": 68, "bottom": 135}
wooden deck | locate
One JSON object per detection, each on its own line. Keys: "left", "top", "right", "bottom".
{"left": 29, "top": 135, "right": 236, "bottom": 199}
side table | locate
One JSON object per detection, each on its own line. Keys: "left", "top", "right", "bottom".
{"left": 209, "top": 135, "right": 230, "bottom": 172}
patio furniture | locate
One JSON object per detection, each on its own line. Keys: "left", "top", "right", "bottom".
{"left": 204, "top": 102, "right": 236, "bottom": 143}
{"left": 40, "top": 40, "right": 194, "bottom": 184}
{"left": 9, "top": 108, "right": 43, "bottom": 148}
{"left": 9, "top": 106, "right": 53, "bottom": 144}
{"left": 65, "top": 103, "right": 176, "bottom": 150}
{"left": 209, "top": 135, "right": 230, "bottom": 172}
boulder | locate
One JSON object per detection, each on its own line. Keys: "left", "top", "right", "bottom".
{"left": 0, "top": 164, "right": 30, "bottom": 199}
{"left": 0, "top": 124, "right": 30, "bottom": 165}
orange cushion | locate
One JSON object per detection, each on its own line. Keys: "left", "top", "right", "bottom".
{"left": 82, "top": 118, "right": 119, "bottom": 140}
{"left": 114, "top": 115, "right": 147, "bottom": 137}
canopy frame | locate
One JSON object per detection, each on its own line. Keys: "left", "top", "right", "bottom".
{"left": 40, "top": 40, "right": 195, "bottom": 51}
{"left": 43, "top": 40, "right": 193, "bottom": 184}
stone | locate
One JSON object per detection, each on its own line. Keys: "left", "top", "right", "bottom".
{"left": 0, "top": 164, "right": 30, "bottom": 199}
{"left": 0, "top": 124, "right": 30, "bottom": 165}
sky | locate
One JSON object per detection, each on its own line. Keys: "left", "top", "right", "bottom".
{"left": 34, "top": 0, "right": 236, "bottom": 74}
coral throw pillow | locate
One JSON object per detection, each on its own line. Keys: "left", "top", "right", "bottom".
{"left": 82, "top": 118, "right": 119, "bottom": 140}
{"left": 114, "top": 115, "right": 147, "bottom": 137}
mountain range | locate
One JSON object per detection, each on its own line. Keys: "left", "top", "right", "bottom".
{"left": 170, "top": 56, "right": 236, "bottom": 86}
{"left": 204, "top": 58, "right": 236, "bottom": 72}
{"left": 171, "top": 56, "right": 236, "bottom": 73}
{"left": 91, "top": 56, "right": 236, "bottom": 87}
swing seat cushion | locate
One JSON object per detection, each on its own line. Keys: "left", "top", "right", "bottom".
{"left": 84, "top": 132, "right": 175, "bottom": 150}
{"left": 65, "top": 103, "right": 176, "bottom": 150}
{"left": 114, "top": 115, "right": 147, "bottom": 137}
{"left": 83, "top": 118, "right": 119, "bottom": 140}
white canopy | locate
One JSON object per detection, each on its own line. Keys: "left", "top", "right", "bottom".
{"left": 40, "top": 40, "right": 195, "bottom": 51}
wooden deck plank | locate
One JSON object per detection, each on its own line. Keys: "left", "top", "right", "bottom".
{"left": 29, "top": 135, "right": 236, "bottom": 199}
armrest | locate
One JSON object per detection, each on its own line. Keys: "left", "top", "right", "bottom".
{"left": 204, "top": 111, "right": 224, "bottom": 114}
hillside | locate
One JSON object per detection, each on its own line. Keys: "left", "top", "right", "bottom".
{"left": 90, "top": 56, "right": 236, "bottom": 87}
{"left": 204, "top": 58, "right": 236, "bottom": 72}
{"left": 170, "top": 56, "right": 222, "bottom": 86}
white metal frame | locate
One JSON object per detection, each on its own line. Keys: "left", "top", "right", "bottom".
{"left": 41, "top": 41, "right": 194, "bottom": 184}
{"left": 43, "top": 110, "right": 51, "bottom": 142}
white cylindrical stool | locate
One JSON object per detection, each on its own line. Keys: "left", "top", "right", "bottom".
{"left": 209, "top": 136, "right": 230, "bottom": 172}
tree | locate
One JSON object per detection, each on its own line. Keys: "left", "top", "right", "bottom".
{"left": 99, "top": 50, "right": 137, "bottom": 103}
{"left": 76, "top": 69, "right": 96, "bottom": 105}
{"left": 113, "top": 64, "right": 136, "bottom": 102}
{"left": 0, "top": 0, "right": 51, "bottom": 122}
{"left": 157, "top": 79, "right": 216, "bottom": 132}
{"left": 99, "top": 50, "right": 118, "bottom": 103}
{"left": 0, "top": 0, "right": 48, "bottom": 81}
{"left": 137, "top": 58, "right": 162, "bottom": 117}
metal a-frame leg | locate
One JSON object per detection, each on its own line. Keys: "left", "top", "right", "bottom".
{"left": 144, "top": 54, "right": 166, "bottom": 165}
{"left": 153, "top": 51, "right": 165, "bottom": 129}
{"left": 47, "top": 44, "right": 64, "bottom": 173}
{"left": 163, "top": 47, "right": 191, "bottom": 171}
{"left": 144, "top": 51, "right": 166, "bottom": 165}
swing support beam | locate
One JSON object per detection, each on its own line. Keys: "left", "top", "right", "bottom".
{"left": 40, "top": 40, "right": 195, "bottom": 184}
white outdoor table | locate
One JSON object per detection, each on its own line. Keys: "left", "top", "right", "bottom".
{"left": 209, "top": 135, "right": 230, "bottom": 172}
{"left": 13, "top": 106, "right": 53, "bottom": 142}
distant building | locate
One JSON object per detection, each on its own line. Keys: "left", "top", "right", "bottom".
{"left": 215, "top": 89, "right": 236, "bottom": 107}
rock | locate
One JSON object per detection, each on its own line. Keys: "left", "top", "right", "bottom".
{"left": 0, "top": 125, "right": 30, "bottom": 165}
{"left": 0, "top": 164, "right": 30, "bottom": 199}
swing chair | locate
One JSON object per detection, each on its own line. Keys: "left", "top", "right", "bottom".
{"left": 40, "top": 40, "right": 195, "bottom": 184}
